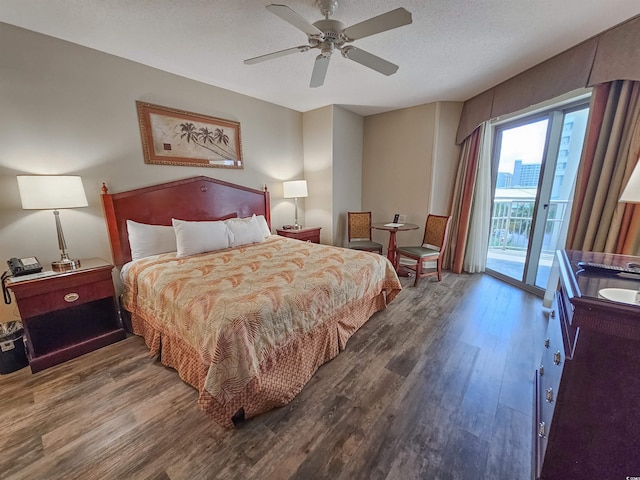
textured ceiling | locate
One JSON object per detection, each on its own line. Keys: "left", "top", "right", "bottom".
{"left": 1, "top": 0, "right": 639, "bottom": 116}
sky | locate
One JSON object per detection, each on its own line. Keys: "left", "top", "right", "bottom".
{"left": 497, "top": 119, "right": 549, "bottom": 173}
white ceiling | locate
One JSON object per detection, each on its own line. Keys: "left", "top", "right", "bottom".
{"left": 1, "top": 1, "right": 639, "bottom": 116}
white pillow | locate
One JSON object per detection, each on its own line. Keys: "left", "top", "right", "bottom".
{"left": 172, "top": 218, "right": 233, "bottom": 257}
{"left": 225, "top": 215, "right": 266, "bottom": 247}
{"left": 255, "top": 215, "right": 272, "bottom": 237}
{"left": 126, "top": 220, "right": 177, "bottom": 261}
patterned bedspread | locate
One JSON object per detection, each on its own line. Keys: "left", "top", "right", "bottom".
{"left": 121, "top": 235, "right": 401, "bottom": 427}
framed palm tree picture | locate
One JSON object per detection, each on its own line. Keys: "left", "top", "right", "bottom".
{"left": 136, "top": 101, "right": 243, "bottom": 169}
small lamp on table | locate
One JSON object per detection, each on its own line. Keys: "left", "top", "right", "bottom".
{"left": 17, "top": 175, "right": 89, "bottom": 271}
{"left": 283, "top": 180, "right": 308, "bottom": 230}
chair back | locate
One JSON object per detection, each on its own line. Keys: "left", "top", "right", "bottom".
{"left": 422, "top": 214, "right": 451, "bottom": 250}
{"left": 348, "top": 212, "right": 373, "bottom": 241}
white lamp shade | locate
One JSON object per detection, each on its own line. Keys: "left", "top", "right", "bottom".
{"left": 283, "top": 180, "right": 308, "bottom": 199}
{"left": 17, "top": 175, "right": 89, "bottom": 210}
{"left": 620, "top": 160, "right": 640, "bottom": 203}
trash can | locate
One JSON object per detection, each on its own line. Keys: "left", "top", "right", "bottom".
{"left": 0, "top": 321, "right": 28, "bottom": 374}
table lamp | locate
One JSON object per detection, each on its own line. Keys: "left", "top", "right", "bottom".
{"left": 17, "top": 175, "right": 89, "bottom": 271}
{"left": 283, "top": 180, "right": 308, "bottom": 230}
{"left": 620, "top": 159, "right": 640, "bottom": 203}
{"left": 620, "top": 159, "right": 640, "bottom": 259}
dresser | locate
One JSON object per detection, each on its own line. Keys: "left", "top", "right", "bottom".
{"left": 6, "top": 258, "right": 126, "bottom": 373}
{"left": 534, "top": 250, "right": 640, "bottom": 479}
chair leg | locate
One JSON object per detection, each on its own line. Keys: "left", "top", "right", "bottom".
{"left": 413, "top": 258, "right": 422, "bottom": 287}
{"left": 436, "top": 258, "right": 442, "bottom": 281}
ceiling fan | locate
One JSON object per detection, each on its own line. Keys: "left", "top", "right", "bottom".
{"left": 244, "top": 0, "right": 412, "bottom": 88}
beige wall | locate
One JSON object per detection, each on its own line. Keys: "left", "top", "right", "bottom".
{"left": 332, "top": 107, "right": 364, "bottom": 247}
{"left": 0, "top": 23, "right": 463, "bottom": 324}
{"left": 303, "top": 105, "right": 364, "bottom": 246}
{"left": 302, "top": 106, "right": 333, "bottom": 244}
{"left": 362, "top": 102, "right": 462, "bottom": 250}
{"left": 0, "top": 23, "right": 304, "bottom": 321}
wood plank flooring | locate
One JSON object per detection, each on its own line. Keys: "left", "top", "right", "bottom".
{"left": 0, "top": 273, "right": 549, "bottom": 480}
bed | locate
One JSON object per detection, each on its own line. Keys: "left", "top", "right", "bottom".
{"left": 101, "top": 176, "right": 402, "bottom": 427}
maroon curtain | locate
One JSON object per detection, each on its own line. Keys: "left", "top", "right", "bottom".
{"left": 566, "top": 80, "right": 640, "bottom": 255}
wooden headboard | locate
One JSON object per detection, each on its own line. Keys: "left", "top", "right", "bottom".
{"left": 101, "top": 176, "right": 271, "bottom": 266}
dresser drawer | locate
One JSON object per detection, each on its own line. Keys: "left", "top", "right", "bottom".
{"left": 534, "top": 370, "right": 544, "bottom": 477}
{"left": 557, "top": 286, "right": 578, "bottom": 358}
{"left": 16, "top": 278, "right": 115, "bottom": 319}
{"left": 539, "top": 298, "right": 566, "bottom": 396}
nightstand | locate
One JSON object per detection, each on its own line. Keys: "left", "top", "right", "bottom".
{"left": 276, "top": 227, "right": 321, "bottom": 243}
{"left": 6, "top": 257, "right": 126, "bottom": 373}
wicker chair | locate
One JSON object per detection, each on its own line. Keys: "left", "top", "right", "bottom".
{"left": 348, "top": 212, "right": 383, "bottom": 254}
{"left": 396, "top": 214, "right": 451, "bottom": 287}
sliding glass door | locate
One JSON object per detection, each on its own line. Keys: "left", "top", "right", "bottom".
{"left": 486, "top": 101, "right": 590, "bottom": 292}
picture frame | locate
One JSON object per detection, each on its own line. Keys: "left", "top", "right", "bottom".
{"left": 136, "top": 101, "right": 243, "bottom": 169}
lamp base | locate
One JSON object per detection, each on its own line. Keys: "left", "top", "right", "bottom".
{"left": 292, "top": 224, "right": 304, "bottom": 230}
{"left": 51, "top": 258, "right": 81, "bottom": 272}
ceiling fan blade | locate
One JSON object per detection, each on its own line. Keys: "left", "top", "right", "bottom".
{"left": 343, "top": 7, "right": 412, "bottom": 41}
{"left": 266, "top": 4, "right": 324, "bottom": 37}
{"left": 244, "top": 45, "right": 310, "bottom": 65}
{"left": 341, "top": 46, "right": 399, "bottom": 76}
{"left": 310, "top": 54, "right": 330, "bottom": 88}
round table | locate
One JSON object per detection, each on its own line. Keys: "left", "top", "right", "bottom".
{"left": 371, "top": 222, "right": 419, "bottom": 269}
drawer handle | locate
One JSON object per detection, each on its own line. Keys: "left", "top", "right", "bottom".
{"left": 539, "top": 365, "right": 544, "bottom": 376}
{"left": 64, "top": 292, "right": 80, "bottom": 303}
{"left": 546, "top": 387, "right": 554, "bottom": 403}
{"left": 554, "top": 351, "right": 562, "bottom": 365}
{"left": 544, "top": 338, "right": 550, "bottom": 348}
{"left": 550, "top": 309, "right": 555, "bottom": 318}
{"left": 538, "top": 421, "right": 546, "bottom": 438}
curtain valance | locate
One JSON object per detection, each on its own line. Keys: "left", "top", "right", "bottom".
{"left": 456, "top": 15, "right": 640, "bottom": 144}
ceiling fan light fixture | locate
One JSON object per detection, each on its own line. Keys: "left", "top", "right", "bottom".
{"left": 320, "top": 43, "right": 334, "bottom": 56}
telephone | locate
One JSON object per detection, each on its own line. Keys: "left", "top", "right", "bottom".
{"left": 7, "top": 257, "right": 43, "bottom": 277}
{"left": 2, "top": 257, "right": 43, "bottom": 304}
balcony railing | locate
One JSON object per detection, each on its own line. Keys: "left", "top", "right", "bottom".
{"left": 489, "top": 200, "right": 569, "bottom": 254}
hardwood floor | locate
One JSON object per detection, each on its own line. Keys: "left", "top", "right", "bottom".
{"left": 0, "top": 273, "right": 549, "bottom": 480}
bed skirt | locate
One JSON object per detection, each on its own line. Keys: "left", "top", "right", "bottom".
{"left": 130, "top": 287, "right": 392, "bottom": 428}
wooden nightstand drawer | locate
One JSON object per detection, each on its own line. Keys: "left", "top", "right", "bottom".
{"left": 277, "top": 227, "right": 321, "bottom": 243}
{"left": 15, "top": 278, "right": 114, "bottom": 318}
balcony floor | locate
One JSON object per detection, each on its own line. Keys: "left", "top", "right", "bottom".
{"left": 486, "top": 248, "right": 554, "bottom": 289}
